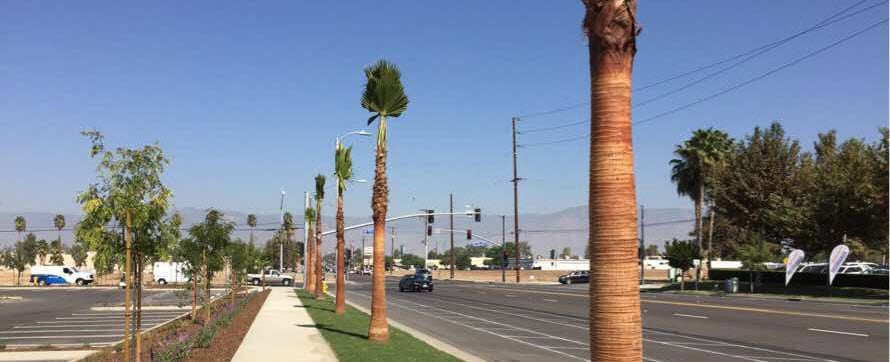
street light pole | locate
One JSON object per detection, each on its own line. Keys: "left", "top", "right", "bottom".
{"left": 304, "top": 191, "right": 310, "bottom": 289}
{"left": 449, "top": 193, "right": 454, "bottom": 279}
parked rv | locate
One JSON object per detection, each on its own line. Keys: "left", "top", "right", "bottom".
{"left": 30, "top": 265, "right": 94, "bottom": 286}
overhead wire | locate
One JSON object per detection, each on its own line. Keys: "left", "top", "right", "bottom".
{"left": 515, "top": 0, "right": 883, "bottom": 120}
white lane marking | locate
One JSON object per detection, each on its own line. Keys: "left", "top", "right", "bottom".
{"left": 644, "top": 338, "right": 768, "bottom": 362}
{"left": 504, "top": 294, "right": 516, "bottom": 298}
{"left": 0, "top": 334, "right": 123, "bottom": 340}
{"left": 502, "top": 336, "right": 554, "bottom": 339}
{"left": 807, "top": 328, "right": 869, "bottom": 337}
{"left": 15, "top": 324, "right": 160, "bottom": 329}
{"left": 0, "top": 329, "right": 120, "bottom": 334}
{"left": 347, "top": 291, "right": 588, "bottom": 361}
{"left": 543, "top": 346, "right": 587, "bottom": 350}
{"left": 409, "top": 294, "right": 587, "bottom": 330}
{"left": 672, "top": 313, "right": 709, "bottom": 319}
{"left": 543, "top": 299, "right": 558, "bottom": 303}
{"left": 38, "top": 319, "right": 171, "bottom": 324}
{"left": 643, "top": 330, "right": 835, "bottom": 362}
{"left": 70, "top": 313, "right": 183, "bottom": 316}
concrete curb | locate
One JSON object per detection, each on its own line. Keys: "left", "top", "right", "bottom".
{"left": 323, "top": 289, "right": 485, "bottom": 362}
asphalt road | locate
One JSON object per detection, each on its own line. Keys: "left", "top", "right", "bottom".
{"left": 338, "top": 276, "right": 888, "bottom": 362}
{"left": 0, "top": 287, "right": 222, "bottom": 347}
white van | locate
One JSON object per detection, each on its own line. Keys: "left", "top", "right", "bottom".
{"left": 153, "top": 262, "right": 188, "bottom": 285}
{"left": 30, "top": 265, "right": 94, "bottom": 286}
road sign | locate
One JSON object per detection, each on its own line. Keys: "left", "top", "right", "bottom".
{"left": 363, "top": 246, "right": 373, "bottom": 256}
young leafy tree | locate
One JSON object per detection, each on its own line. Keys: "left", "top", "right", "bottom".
{"left": 334, "top": 143, "right": 354, "bottom": 314}
{"left": 14, "top": 216, "right": 26, "bottom": 243}
{"left": 361, "top": 59, "right": 409, "bottom": 342}
{"left": 69, "top": 241, "right": 89, "bottom": 268}
{"left": 227, "top": 240, "right": 251, "bottom": 306}
{"left": 76, "top": 130, "right": 171, "bottom": 362}
{"left": 54, "top": 214, "right": 66, "bottom": 244}
{"left": 314, "top": 174, "right": 326, "bottom": 299}
{"left": 581, "top": 1, "right": 642, "bottom": 359}
{"left": 49, "top": 239, "right": 65, "bottom": 265}
{"left": 670, "top": 128, "right": 733, "bottom": 288}
{"left": 187, "top": 209, "right": 234, "bottom": 324}
{"left": 664, "top": 239, "right": 696, "bottom": 291}
{"left": 645, "top": 244, "right": 660, "bottom": 257}
{"left": 737, "top": 238, "right": 773, "bottom": 293}
{"left": 3, "top": 242, "right": 30, "bottom": 286}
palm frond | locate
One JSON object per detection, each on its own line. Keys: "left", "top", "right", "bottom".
{"left": 361, "top": 59, "right": 409, "bottom": 124}
{"left": 335, "top": 145, "right": 353, "bottom": 195}
{"left": 314, "top": 174, "right": 326, "bottom": 201}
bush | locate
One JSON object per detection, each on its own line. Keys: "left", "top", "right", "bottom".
{"left": 195, "top": 326, "right": 217, "bottom": 348}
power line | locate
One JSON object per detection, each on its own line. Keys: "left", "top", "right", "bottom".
{"left": 634, "top": 18, "right": 888, "bottom": 126}
{"left": 516, "top": 16, "right": 887, "bottom": 138}
{"left": 632, "top": 0, "right": 886, "bottom": 109}
{"left": 515, "top": 0, "right": 884, "bottom": 120}
{"left": 518, "top": 135, "right": 587, "bottom": 148}
{"left": 633, "top": 0, "right": 879, "bottom": 93}
{"left": 517, "top": 119, "right": 588, "bottom": 134}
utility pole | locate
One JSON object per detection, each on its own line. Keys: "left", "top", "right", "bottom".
{"left": 639, "top": 205, "right": 645, "bottom": 285}
{"left": 279, "top": 191, "right": 286, "bottom": 272}
{"left": 449, "top": 193, "right": 454, "bottom": 279}
{"left": 361, "top": 236, "right": 365, "bottom": 269}
{"left": 501, "top": 214, "right": 506, "bottom": 283}
{"left": 511, "top": 116, "right": 522, "bottom": 283}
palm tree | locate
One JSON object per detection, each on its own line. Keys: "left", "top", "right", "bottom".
{"left": 361, "top": 59, "right": 409, "bottom": 342}
{"left": 53, "top": 214, "right": 66, "bottom": 244}
{"left": 581, "top": 1, "right": 641, "bottom": 360}
{"left": 305, "top": 207, "right": 317, "bottom": 293}
{"left": 669, "top": 128, "right": 733, "bottom": 289}
{"left": 247, "top": 214, "right": 262, "bottom": 289}
{"left": 313, "top": 174, "right": 326, "bottom": 299}
{"left": 35, "top": 239, "right": 49, "bottom": 265}
{"left": 334, "top": 144, "right": 354, "bottom": 315}
{"left": 14, "top": 216, "right": 26, "bottom": 243}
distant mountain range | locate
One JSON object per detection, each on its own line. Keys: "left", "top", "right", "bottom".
{"left": 0, "top": 206, "right": 693, "bottom": 257}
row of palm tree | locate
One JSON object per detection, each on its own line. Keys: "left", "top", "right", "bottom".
{"left": 295, "top": 59, "right": 407, "bottom": 342}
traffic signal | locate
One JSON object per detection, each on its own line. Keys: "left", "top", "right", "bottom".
{"left": 466, "top": 229, "right": 472, "bottom": 240}
{"left": 427, "top": 209, "right": 435, "bottom": 224}
{"left": 474, "top": 208, "right": 481, "bottom": 222}
{"left": 426, "top": 225, "right": 433, "bottom": 236}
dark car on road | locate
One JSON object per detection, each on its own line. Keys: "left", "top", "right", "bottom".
{"left": 558, "top": 270, "right": 589, "bottom": 285}
{"left": 399, "top": 273, "right": 433, "bottom": 292}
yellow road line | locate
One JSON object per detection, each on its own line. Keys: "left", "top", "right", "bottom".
{"left": 448, "top": 284, "right": 888, "bottom": 323}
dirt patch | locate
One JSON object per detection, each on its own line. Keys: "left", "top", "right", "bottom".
{"left": 185, "top": 289, "right": 269, "bottom": 362}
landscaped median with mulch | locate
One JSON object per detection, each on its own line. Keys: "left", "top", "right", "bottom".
{"left": 82, "top": 288, "right": 269, "bottom": 362}
{"left": 296, "top": 290, "right": 462, "bottom": 362}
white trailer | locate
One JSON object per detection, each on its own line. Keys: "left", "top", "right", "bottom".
{"left": 152, "top": 262, "right": 188, "bottom": 285}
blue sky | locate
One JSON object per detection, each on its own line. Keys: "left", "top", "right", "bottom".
{"left": 1, "top": 1, "right": 887, "bottom": 220}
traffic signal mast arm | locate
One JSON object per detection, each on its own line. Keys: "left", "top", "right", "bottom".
{"left": 436, "top": 228, "right": 500, "bottom": 247}
{"left": 319, "top": 210, "right": 480, "bottom": 237}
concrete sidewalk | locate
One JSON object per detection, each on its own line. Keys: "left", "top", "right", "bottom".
{"left": 232, "top": 287, "right": 337, "bottom": 362}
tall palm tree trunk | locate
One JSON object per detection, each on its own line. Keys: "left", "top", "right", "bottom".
{"left": 306, "top": 224, "right": 315, "bottom": 293}
{"left": 707, "top": 203, "right": 716, "bottom": 270}
{"left": 335, "top": 194, "right": 346, "bottom": 314}
{"left": 582, "top": 1, "right": 641, "bottom": 361}
{"left": 315, "top": 201, "right": 323, "bottom": 299}
{"left": 368, "top": 117, "right": 390, "bottom": 343}
{"left": 694, "top": 181, "right": 704, "bottom": 290}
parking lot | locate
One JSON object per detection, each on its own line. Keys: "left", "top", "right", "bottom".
{"left": 0, "top": 287, "right": 223, "bottom": 348}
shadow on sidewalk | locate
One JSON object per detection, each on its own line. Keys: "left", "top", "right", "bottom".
{"left": 297, "top": 323, "right": 367, "bottom": 339}
{"left": 293, "top": 304, "right": 335, "bottom": 312}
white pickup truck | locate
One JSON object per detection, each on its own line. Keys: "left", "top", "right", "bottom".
{"left": 247, "top": 269, "right": 293, "bottom": 286}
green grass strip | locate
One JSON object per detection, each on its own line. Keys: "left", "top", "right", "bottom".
{"left": 296, "top": 290, "right": 463, "bottom": 362}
